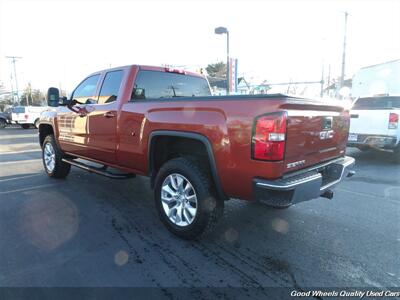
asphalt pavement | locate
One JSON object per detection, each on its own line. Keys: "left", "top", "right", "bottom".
{"left": 0, "top": 128, "right": 399, "bottom": 298}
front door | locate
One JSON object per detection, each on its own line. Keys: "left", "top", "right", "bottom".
{"left": 58, "top": 74, "right": 100, "bottom": 157}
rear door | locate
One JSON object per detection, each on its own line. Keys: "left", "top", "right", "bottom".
{"left": 283, "top": 101, "right": 349, "bottom": 173}
{"left": 85, "top": 69, "right": 124, "bottom": 164}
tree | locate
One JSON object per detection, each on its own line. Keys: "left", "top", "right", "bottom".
{"left": 206, "top": 62, "right": 227, "bottom": 78}
{"left": 0, "top": 95, "right": 13, "bottom": 112}
{"left": 20, "top": 86, "right": 45, "bottom": 106}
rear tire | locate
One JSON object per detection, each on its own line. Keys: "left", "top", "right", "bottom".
{"left": 21, "top": 124, "right": 30, "bottom": 129}
{"left": 154, "top": 157, "right": 223, "bottom": 239}
{"left": 42, "top": 135, "right": 71, "bottom": 178}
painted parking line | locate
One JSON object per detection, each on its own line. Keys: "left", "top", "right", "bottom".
{"left": 0, "top": 149, "right": 41, "bottom": 155}
{"left": 0, "top": 134, "right": 37, "bottom": 139}
{"left": 0, "top": 159, "right": 42, "bottom": 165}
{"left": 0, "top": 174, "right": 42, "bottom": 182}
{"left": 0, "top": 183, "right": 58, "bottom": 195}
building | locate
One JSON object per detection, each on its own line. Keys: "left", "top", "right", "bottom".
{"left": 351, "top": 59, "right": 400, "bottom": 98}
{"left": 208, "top": 77, "right": 251, "bottom": 95}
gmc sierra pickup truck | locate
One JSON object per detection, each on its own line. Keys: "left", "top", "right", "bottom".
{"left": 348, "top": 95, "right": 400, "bottom": 160}
{"left": 39, "top": 64, "right": 355, "bottom": 239}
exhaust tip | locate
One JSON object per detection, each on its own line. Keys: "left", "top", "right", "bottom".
{"left": 321, "top": 189, "right": 334, "bottom": 200}
{"left": 347, "top": 170, "right": 355, "bottom": 178}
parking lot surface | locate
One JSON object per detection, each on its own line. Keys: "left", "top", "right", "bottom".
{"left": 0, "top": 128, "right": 399, "bottom": 296}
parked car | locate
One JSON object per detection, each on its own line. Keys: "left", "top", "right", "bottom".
{"left": 348, "top": 95, "right": 400, "bottom": 159}
{"left": 0, "top": 109, "right": 11, "bottom": 129}
{"left": 38, "top": 64, "right": 355, "bottom": 239}
{"left": 10, "top": 106, "right": 48, "bottom": 129}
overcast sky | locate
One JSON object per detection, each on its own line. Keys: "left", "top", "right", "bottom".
{"left": 0, "top": 0, "right": 399, "bottom": 93}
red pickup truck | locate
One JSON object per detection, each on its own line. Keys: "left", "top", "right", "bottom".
{"left": 39, "top": 64, "right": 355, "bottom": 239}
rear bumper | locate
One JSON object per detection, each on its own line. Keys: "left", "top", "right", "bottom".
{"left": 253, "top": 156, "right": 355, "bottom": 207}
{"left": 347, "top": 134, "right": 398, "bottom": 149}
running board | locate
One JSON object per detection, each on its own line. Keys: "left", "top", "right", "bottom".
{"left": 62, "top": 158, "right": 136, "bottom": 179}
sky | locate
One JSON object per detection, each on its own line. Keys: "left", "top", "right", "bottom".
{"left": 0, "top": 0, "right": 399, "bottom": 94}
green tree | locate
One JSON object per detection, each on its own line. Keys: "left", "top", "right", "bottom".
{"left": 20, "top": 86, "right": 46, "bottom": 106}
{"left": 0, "top": 95, "right": 13, "bottom": 112}
{"left": 206, "top": 62, "right": 227, "bottom": 78}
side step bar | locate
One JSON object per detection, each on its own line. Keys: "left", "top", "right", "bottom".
{"left": 62, "top": 158, "right": 136, "bottom": 179}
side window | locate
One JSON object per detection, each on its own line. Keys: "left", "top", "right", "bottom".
{"left": 72, "top": 75, "right": 100, "bottom": 103}
{"left": 98, "top": 70, "right": 124, "bottom": 104}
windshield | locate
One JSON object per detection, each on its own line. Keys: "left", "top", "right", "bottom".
{"left": 12, "top": 107, "right": 25, "bottom": 113}
{"left": 352, "top": 96, "right": 400, "bottom": 109}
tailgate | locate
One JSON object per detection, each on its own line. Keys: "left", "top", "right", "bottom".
{"left": 350, "top": 110, "right": 393, "bottom": 136}
{"left": 11, "top": 107, "right": 26, "bottom": 122}
{"left": 283, "top": 102, "right": 349, "bottom": 173}
{"left": 11, "top": 113, "right": 26, "bottom": 122}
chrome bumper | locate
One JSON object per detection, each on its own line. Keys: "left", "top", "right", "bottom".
{"left": 253, "top": 156, "right": 355, "bottom": 207}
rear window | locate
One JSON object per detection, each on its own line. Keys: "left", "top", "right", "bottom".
{"left": 12, "top": 107, "right": 25, "bottom": 113}
{"left": 131, "top": 70, "right": 211, "bottom": 100}
{"left": 352, "top": 97, "right": 400, "bottom": 110}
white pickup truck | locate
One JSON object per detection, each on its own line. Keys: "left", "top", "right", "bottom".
{"left": 10, "top": 106, "right": 49, "bottom": 129}
{"left": 348, "top": 95, "right": 400, "bottom": 158}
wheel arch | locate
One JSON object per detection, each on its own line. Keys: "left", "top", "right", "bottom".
{"left": 38, "top": 123, "right": 55, "bottom": 147}
{"left": 148, "top": 131, "right": 228, "bottom": 200}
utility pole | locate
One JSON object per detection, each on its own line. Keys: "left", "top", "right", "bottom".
{"left": 28, "top": 82, "right": 32, "bottom": 106}
{"left": 320, "top": 62, "right": 325, "bottom": 97}
{"left": 9, "top": 73, "right": 15, "bottom": 105}
{"left": 327, "top": 64, "right": 331, "bottom": 88}
{"left": 6, "top": 56, "right": 22, "bottom": 105}
{"left": 226, "top": 31, "right": 230, "bottom": 95}
{"left": 340, "top": 12, "right": 348, "bottom": 89}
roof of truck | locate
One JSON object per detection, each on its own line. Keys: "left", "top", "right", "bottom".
{"left": 360, "top": 59, "right": 400, "bottom": 70}
{"left": 94, "top": 64, "right": 204, "bottom": 78}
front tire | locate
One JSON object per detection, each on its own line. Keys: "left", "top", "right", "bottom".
{"left": 0, "top": 119, "right": 6, "bottom": 129}
{"left": 394, "top": 145, "right": 400, "bottom": 163}
{"left": 42, "top": 135, "right": 71, "bottom": 178}
{"left": 357, "top": 145, "right": 370, "bottom": 152}
{"left": 154, "top": 157, "right": 223, "bottom": 239}
{"left": 34, "top": 119, "right": 40, "bottom": 129}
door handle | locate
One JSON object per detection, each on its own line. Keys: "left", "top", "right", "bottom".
{"left": 103, "top": 111, "right": 116, "bottom": 118}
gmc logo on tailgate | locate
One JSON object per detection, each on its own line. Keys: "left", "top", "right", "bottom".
{"left": 320, "top": 130, "right": 334, "bottom": 140}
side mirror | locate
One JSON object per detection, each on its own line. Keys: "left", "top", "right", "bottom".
{"left": 47, "top": 87, "right": 60, "bottom": 107}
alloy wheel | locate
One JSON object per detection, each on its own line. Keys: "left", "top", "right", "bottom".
{"left": 161, "top": 173, "right": 198, "bottom": 227}
{"left": 44, "top": 142, "right": 56, "bottom": 172}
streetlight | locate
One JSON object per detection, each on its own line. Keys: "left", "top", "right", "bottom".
{"left": 215, "top": 26, "right": 229, "bottom": 95}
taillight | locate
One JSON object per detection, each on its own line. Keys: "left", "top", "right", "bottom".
{"left": 252, "top": 112, "right": 287, "bottom": 161}
{"left": 389, "top": 113, "right": 398, "bottom": 129}
{"left": 24, "top": 114, "right": 29, "bottom": 120}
